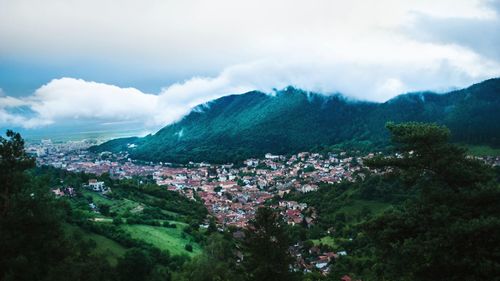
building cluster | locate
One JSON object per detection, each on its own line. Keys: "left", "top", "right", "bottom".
{"left": 51, "top": 186, "right": 76, "bottom": 197}
{"left": 31, "top": 138, "right": 500, "bottom": 279}
{"left": 31, "top": 139, "right": 364, "bottom": 228}
{"left": 476, "top": 155, "right": 500, "bottom": 167}
{"left": 289, "top": 243, "right": 347, "bottom": 275}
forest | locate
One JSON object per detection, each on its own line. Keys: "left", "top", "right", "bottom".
{"left": 92, "top": 79, "right": 500, "bottom": 164}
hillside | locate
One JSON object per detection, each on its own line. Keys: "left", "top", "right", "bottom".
{"left": 35, "top": 166, "right": 207, "bottom": 261}
{"left": 92, "top": 78, "right": 500, "bottom": 163}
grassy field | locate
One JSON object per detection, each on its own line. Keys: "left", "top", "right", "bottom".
{"left": 82, "top": 189, "right": 181, "bottom": 219}
{"left": 337, "top": 199, "right": 390, "bottom": 219}
{"left": 312, "top": 236, "right": 337, "bottom": 247}
{"left": 64, "top": 224, "right": 127, "bottom": 265}
{"left": 82, "top": 190, "right": 114, "bottom": 205}
{"left": 120, "top": 224, "right": 201, "bottom": 257}
{"left": 82, "top": 190, "right": 143, "bottom": 214}
{"left": 87, "top": 231, "right": 127, "bottom": 265}
{"left": 80, "top": 188, "right": 203, "bottom": 259}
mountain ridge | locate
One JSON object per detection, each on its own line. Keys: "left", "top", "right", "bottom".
{"left": 92, "top": 78, "right": 500, "bottom": 163}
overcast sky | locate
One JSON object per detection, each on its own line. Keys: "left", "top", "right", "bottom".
{"left": 1, "top": 0, "right": 499, "bottom": 131}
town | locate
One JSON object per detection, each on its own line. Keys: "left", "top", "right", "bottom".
{"left": 28, "top": 138, "right": 500, "bottom": 229}
{"left": 26, "top": 138, "right": 500, "bottom": 276}
{"left": 28, "top": 139, "right": 367, "bottom": 228}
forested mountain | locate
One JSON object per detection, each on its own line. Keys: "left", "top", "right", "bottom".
{"left": 93, "top": 78, "right": 500, "bottom": 163}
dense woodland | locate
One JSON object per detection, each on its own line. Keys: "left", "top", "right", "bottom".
{"left": 2, "top": 122, "right": 500, "bottom": 280}
{"left": 93, "top": 79, "right": 500, "bottom": 163}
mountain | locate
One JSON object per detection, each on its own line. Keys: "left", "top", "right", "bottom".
{"left": 92, "top": 78, "right": 500, "bottom": 163}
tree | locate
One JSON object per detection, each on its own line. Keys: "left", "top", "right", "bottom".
{"left": 0, "top": 130, "right": 35, "bottom": 216}
{"left": 364, "top": 122, "right": 500, "bottom": 281}
{"left": 0, "top": 131, "right": 112, "bottom": 281}
{"left": 368, "top": 122, "right": 492, "bottom": 187}
{"left": 243, "top": 207, "right": 297, "bottom": 281}
{"left": 177, "top": 233, "right": 242, "bottom": 281}
{"left": 206, "top": 218, "right": 218, "bottom": 235}
{"left": 116, "top": 248, "right": 154, "bottom": 281}
{"left": 99, "top": 204, "right": 110, "bottom": 216}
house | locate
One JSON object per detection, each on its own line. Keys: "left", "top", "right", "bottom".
{"left": 88, "top": 179, "right": 108, "bottom": 193}
{"left": 265, "top": 153, "right": 280, "bottom": 160}
{"left": 51, "top": 188, "right": 65, "bottom": 197}
{"left": 244, "top": 159, "right": 259, "bottom": 167}
{"left": 300, "top": 184, "right": 318, "bottom": 193}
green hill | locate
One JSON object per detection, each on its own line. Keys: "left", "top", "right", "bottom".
{"left": 92, "top": 78, "right": 500, "bottom": 163}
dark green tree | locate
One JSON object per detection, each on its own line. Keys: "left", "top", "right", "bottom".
{"left": 243, "top": 207, "right": 297, "bottom": 281}
{"left": 0, "top": 130, "right": 35, "bottom": 215}
{"left": 177, "top": 233, "right": 242, "bottom": 281}
{"left": 364, "top": 122, "right": 500, "bottom": 281}
{"left": 0, "top": 131, "right": 112, "bottom": 281}
{"left": 116, "top": 248, "right": 154, "bottom": 281}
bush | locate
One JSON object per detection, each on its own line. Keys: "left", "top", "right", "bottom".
{"left": 163, "top": 222, "right": 177, "bottom": 228}
{"left": 184, "top": 244, "right": 193, "bottom": 252}
{"left": 113, "top": 217, "right": 123, "bottom": 225}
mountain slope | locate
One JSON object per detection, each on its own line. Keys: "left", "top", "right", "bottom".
{"left": 92, "top": 78, "right": 500, "bottom": 163}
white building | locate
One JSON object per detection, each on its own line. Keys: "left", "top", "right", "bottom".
{"left": 88, "top": 179, "right": 106, "bottom": 192}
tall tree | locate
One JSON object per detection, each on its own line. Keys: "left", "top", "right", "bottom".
{"left": 243, "top": 207, "right": 297, "bottom": 281}
{"left": 0, "top": 130, "right": 35, "bottom": 216}
{"left": 116, "top": 248, "right": 155, "bottom": 281}
{"left": 176, "top": 233, "right": 242, "bottom": 281}
{"left": 0, "top": 130, "right": 111, "bottom": 281}
{"left": 365, "top": 122, "right": 500, "bottom": 281}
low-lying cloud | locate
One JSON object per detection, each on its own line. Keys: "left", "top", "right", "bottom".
{"left": 1, "top": 0, "right": 500, "bottom": 131}
{"left": 2, "top": 51, "right": 499, "bottom": 130}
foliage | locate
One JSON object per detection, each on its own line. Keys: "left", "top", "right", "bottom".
{"left": 0, "top": 130, "right": 35, "bottom": 215}
{"left": 0, "top": 130, "right": 112, "bottom": 281}
{"left": 176, "top": 233, "right": 243, "bottom": 281}
{"left": 364, "top": 122, "right": 500, "bottom": 281}
{"left": 93, "top": 79, "right": 500, "bottom": 163}
{"left": 243, "top": 207, "right": 298, "bottom": 281}
{"left": 111, "top": 180, "right": 207, "bottom": 221}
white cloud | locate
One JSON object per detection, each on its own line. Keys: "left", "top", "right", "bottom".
{"left": 29, "top": 78, "right": 158, "bottom": 122}
{"left": 0, "top": 78, "right": 160, "bottom": 128}
{"left": 0, "top": 0, "right": 499, "bottom": 130}
{"left": 2, "top": 47, "right": 499, "bottom": 130}
{"left": 0, "top": 0, "right": 498, "bottom": 70}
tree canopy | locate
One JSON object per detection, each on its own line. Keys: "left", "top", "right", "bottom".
{"left": 243, "top": 207, "right": 297, "bottom": 281}
{"left": 364, "top": 122, "right": 500, "bottom": 281}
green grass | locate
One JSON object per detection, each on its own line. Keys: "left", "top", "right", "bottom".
{"left": 64, "top": 223, "right": 126, "bottom": 265}
{"left": 80, "top": 189, "right": 202, "bottom": 258}
{"left": 312, "top": 236, "right": 337, "bottom": 248}
{"left": 337, "top": 199, "right": 390, "bottom": 218}
{"left": 87, "top": 231, "right": 127, "bottom": 265}
{"left": 464, "top": 145, "right": 500, "bottom": 156}
{"left": 82, "top": 190, "right": 114, "bottom": 205}
{"left": 110, "top": 198, "right": 143, "bottom": 214}
{"left": 120, "top": 224, "right": 201, "bottom": 257}
{"left": 131, "top": 192, "right": 182, "bottom": 218}
{"left": 83, "top": 190, "right": 181, "bottom": 219}
{"left": 82, "top": 190, "right": 145, "bottom": 215}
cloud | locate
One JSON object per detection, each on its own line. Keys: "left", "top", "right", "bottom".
{"left": 0, "top": 78, "right": 160, "bottom": 128}
{"left": 0, "top": 0, "right": 499, "bottom": 130}
{"left": 402, "top": 6, "right": 500, "bottom": 61}
{"left": 2, "top": 48, "right": 500, "bottom": 130}
{"left": 1, "top": 0, "right": 498, "bottom": 74}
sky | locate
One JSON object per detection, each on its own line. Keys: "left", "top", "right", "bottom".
{"left": 0, "top": 0, "right": 499, "bottom": 134}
